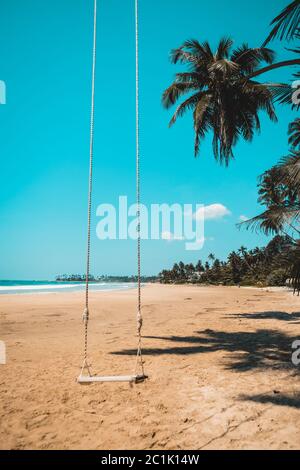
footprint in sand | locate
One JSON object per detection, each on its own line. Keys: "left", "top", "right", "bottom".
{"left": 25, "top": 413, "right": 50, "bottom": 431}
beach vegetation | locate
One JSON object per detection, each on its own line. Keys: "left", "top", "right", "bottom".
{"left": 159, "top": 235, "right": 293, "bottom": 288}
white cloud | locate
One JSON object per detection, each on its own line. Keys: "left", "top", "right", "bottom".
{"left": 194, "top": 203, "right": 231, "bottom": 221}
{"left": 239, "top": 215, "right": 249, "bottom": 222}
{"left": 161, "top": 231, "right": 184, "bottom": 242}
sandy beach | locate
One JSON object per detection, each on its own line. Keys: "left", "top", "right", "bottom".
{"left": 0, "top": 284, "right": 300, "bottom": 450}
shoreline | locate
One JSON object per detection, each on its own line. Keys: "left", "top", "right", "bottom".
{"left": 0, "top": 280, "right": 293, "bottom": 296}
{"left": 0, "top": 282, "right": 142, "bottom": 296}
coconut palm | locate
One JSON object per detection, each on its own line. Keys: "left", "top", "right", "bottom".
{"left": 208, "top": 253, "right": 215, "bottom": 262}
{"left": 195, "top": 260, "right": 205, "bottom": 273}
{"left": 227, "top": 251, "right": 243, "bottom": 284}
{"left": 162, "top": 38, "right": 279, "bottom": 164}
{"left": 241, "top": 161, "right": 300, "bottom": 237}
{"left": 240, "top": 155, "right": 300, "bottom": 292}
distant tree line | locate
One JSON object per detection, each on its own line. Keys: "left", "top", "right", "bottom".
{"left": 55, "top": 274, "right": 158, "bottom": 283}
{"left": 159, "top": 235, "right": 292, "bottom": 287}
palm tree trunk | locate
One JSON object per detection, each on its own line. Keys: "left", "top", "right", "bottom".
{"left": 248, "top": 59, "right": 300, "bottom": 79}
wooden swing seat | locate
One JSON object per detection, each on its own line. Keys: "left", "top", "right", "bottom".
{"left": 77, "top": 374, "right": 147, "bottom": 384}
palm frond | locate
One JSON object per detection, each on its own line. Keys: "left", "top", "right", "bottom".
{"left": 171, "top": 39, "right": 213, "bottom": 65}
{"left": 244, "top": 82, "right": 278, "bottom": 121}
{"left": 239, "top": 158, "right": 300, "bottom": 236}
{"left": 231, "top": 45, "right": 275, "bottom": 74}
{"left": 238, "top": 208, "right": 285, "bottom": 235}
{"left": 170, "top": 48, "right": 199, "bottom": 66}
{"left": 174, "top": 72, "right": 204, "bottom": 84}
{"left": 292, "top": 69, "right": 300, "bottom": 79}
{"left": 169, "top": 92, "right": 206, "bottom": 127}
{"left": 276, "top": 151, "right": 300, "bottom": 191}
{"left": 267, "top": 83, "right": 300, "bottom": 109}
{"left": 193, "top": 94, "right": 212, "bottom": 156}
{"left": 288, "top": 118, "right": 300, "bottom": 148}
{"left": 239, "top": 111, "right": 257, "bottom": 141}
{"left": 216, "top": 37, "right": 234, "bottom": 60}
{"left": 162, "top": 82, "right": 197, "bottom": 109}
{"left": 201, "top": 41, "right": 213, "bottom": 58}
{"left": 286, "top": 45, "right": 300, "bottom": 54}
{"left": 263, "top": 0, "right": 300, "bottom": 45}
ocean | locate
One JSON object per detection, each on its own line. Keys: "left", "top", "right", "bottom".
{"left": 0, "top": 280, "right": 137, "bottom": 295}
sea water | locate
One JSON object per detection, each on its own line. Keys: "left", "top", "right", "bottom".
{"left": 0, "top": 280, "right": 137, "bottom": 295}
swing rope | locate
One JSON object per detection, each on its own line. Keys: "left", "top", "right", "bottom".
{"left": 135, "top": 0, "right": 145, "bottom": 377}
{"left": 80, "top": 0, "right": 145, "bottom": 381}
{"left": 81, "top": 0, "right": 97, "bottom": 376}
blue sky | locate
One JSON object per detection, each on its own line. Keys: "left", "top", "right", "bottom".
{"left": 0, "top": 0, "right": 298, "bottom": 279}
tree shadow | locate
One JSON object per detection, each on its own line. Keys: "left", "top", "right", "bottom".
{"left": 112, "top": 328, "right": 298, "bottom": 372}
{"left": 240, "top": 392, "right": 300, "bottom": 409}
{"left": 227, "top": 311, "right": 300, "bottom": 324}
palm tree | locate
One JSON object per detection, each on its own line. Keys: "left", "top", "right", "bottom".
{"left": 195, "top": 260, "right": 205, "bottom": 273}
{"left": 237, "top": 245, "right": 255, "bottom": 272}
{"left": 162, "top": 38, "right": 279, "bottom": 164}
{"left": 240, "top": 156, "right": 300, "bottom": 292}
{"left": 264, "top": 0, "right": 300, "bottom": 45}
{"left": 185, "top": 263, "right": 195, "bottom": 275}
{"left": 204, "top": 261, "right": 210, "bottom": 271}
{"left": 171, "top": 263, "right": 180, "bottom": 281}
{"left": 212, "top": 258, "right": 221, "bottom": 271}
{"left": 178, "top": 261, "right": 187, "bottom": 281}
{"left": 276, "top": 151, "right": 300, "bottom": 192}
{"left": 241, "top": 157, "right": 300, "bottom": 238}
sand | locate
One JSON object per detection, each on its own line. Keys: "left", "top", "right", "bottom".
{"left": 0, "top": 284, "right": 300, "bottom": 450}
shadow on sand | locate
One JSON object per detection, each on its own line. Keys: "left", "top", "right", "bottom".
{"left": 226, "top": 311, "right": 300, "bottom": 324}
{"left": 239, "top": 392, "right": 300, "bottom": 410}
{"left": 112, "top": 323, "right": 298, "bottom": 373}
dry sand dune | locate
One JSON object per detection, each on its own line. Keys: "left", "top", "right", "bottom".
{"left": 0, "top": 284, "right": 300, "bottom": 450}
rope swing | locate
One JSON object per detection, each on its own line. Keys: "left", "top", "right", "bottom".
{"left": 78, "top": 0, "right": 147, "bottom": 384}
